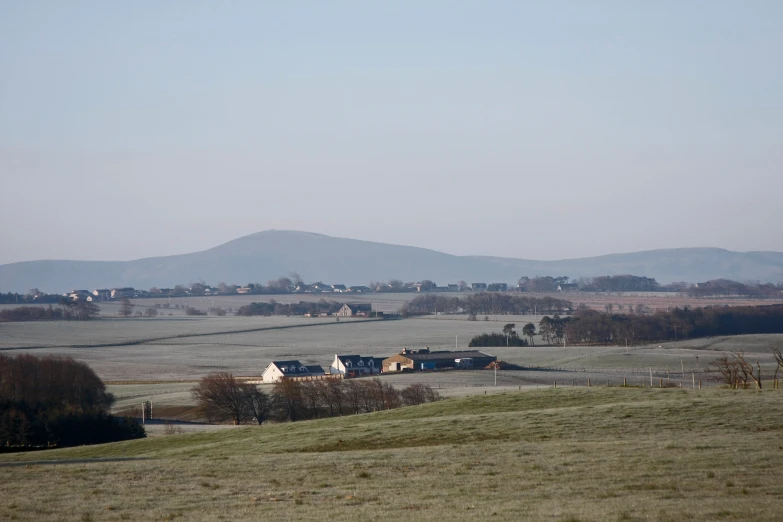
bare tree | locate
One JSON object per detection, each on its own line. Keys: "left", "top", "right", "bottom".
{"left": 771, "top": 344, "right": 783, "bottom": 381}
{"left": 708, "top": 355, "right": 740, "bottom": 387}
{"left": 708, "top": 351, "right": 762, "bottom": 389}
{"left": 271, "top": 379, "right": 304, "bottom": 421}
{"left": 192, "top": 372, "right": 251, "bottom": 424}
{"left": 401, "top": 384, "right": 441, "bottom": 406}
{"left": 242, "top": 385, "right": 270, "bottom": 425}
{"left": 144, "top": 307, "right": 158, "bottom": 317}
{"left": 119, "top": 297, "right": 134, "bottom": 318}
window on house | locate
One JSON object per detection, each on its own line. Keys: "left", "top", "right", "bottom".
{"left": 368, "top": 360, "right": 373, "bottom": 366}
{"left": 358, "top": 361, "right": 364, "bottom": 366}
{"left": 346, "top": 361, "right": 351, "bottom": 367}
{"left": 281, "top": 366, "right": 287, "bottom": 372}
{"left": 300, "top": 366, "right": 306, "bottom": 372}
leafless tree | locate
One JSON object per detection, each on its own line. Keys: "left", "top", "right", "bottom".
{"left": 191, "top": 372, "right": 266, "bottom": 424}
{"left": 708, "top": 351, "right": 762, "bottom": 389}
{"left": 299, "top": 381, "right": 323, "bottom": 419}
{"left": 144, "top": 307, "right": 157, "bottom": 317}
{"left": 271, "top": 379, "right": 304, "bottom": 421}
{"left": 119, "top": 297, "right": 134, "bottom": 318}
{"left": 242, "top": 385, "right": 270, "bottom": 425}
{"left": 401, "top": 384, "right": 441, "bottom": 405}
{"left": 772, "top": 344, "right": 783, "bottom": 381}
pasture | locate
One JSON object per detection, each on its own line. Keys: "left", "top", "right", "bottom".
{"left": 1, "top": 387, "right": 781, "bottom": 521}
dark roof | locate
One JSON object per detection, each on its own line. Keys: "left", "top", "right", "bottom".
{"left": 396, "top": 350, "right": 495, "bottom": 361}
{"left": 337, "top": 355, "right": 378, "bottom": 365}
{"left": 346, "top": 303, "right": 372, "bottom": 312}
{"left": 306, "top": 365, "right": 325, "bottom": 375}
{"left": 273, "top": 360, "right": 308, "bottom": 373}
{"left": 332, "top": 284, "right": 347, "bottom": 290}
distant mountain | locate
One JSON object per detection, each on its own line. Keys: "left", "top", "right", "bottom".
{"left": 1, "top": 230, "right": 782, "bottom": 293}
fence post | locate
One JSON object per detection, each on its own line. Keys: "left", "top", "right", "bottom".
{"left": 623, "top": 377, "right": 627, "bottom": 387}
{"left": 698, "top": 380, "right": 702, "bottom": 390}
{"left": 659, "top": 378, "right": 663, "bottom": 389}
{"left": 554, "top": 381, "right": 557, "bottom": 388}
{"left": 588, "top": 378, "right": 591, "bottom": 387}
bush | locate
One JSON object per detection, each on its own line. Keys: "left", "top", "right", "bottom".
{"left": 0, "top": 354, "right": 145, "bottom": 449}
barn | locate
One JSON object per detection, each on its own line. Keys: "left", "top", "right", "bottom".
{"left": 382, "top": 349, "right": 496, "bottom": 372}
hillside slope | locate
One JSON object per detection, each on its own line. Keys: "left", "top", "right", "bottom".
{"left": 1, "top": 388, "right": 781, "bottom": 521}
{"left": 1, "top": 230, "right": 782, "bottom": 292}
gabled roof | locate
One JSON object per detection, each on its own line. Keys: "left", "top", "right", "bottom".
{"left": 269, "top": 360, "right": 323, "bottom": 375}
{"left": 332, "top": 284, "right": 347, "bottom": 290}
{"left": 344, "top": 303, "right": 372, "bottom": 312}
{"left": 337, "top": 355, "right": 378, "bottom": 365}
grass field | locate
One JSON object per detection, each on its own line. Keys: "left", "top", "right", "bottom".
{"left": 1, "top": 387, "right": 782, "bottom": 521}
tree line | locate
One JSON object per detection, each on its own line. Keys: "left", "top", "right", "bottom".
{"left": 536, "top": 304, "right": 783, "bottom": 346}
{"left": 1, "top": 354, "right": 144, "bottom": 449}
{"left": 403, "top": 292, "right": 572, "bottom": 316}
{"left": 687, "top": 279, "right": 783, "bottom": 298}
{"left": 192, "top": 373, "right": 441, "bottom": 425}
{"left": 0, "top": 300, "right": 100, "bottom": 322}
{"left": 235, "top": 299, "right": 346, "bottom": 317}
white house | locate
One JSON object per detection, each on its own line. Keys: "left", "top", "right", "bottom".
{"left": 111, "top": 287, "right": 135, "bottom": 299}
{"left": 330, "top": 354, "right": 384, "bottom": 376}
{"left": 262, "top": 360, "right": 326, "bottom": 383}
{"left": 335, "top": 303, "right": 373, "bottom": 317}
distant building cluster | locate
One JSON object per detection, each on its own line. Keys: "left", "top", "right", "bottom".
{"left": 260, "top": 349, "right": 497, "bottom": 383}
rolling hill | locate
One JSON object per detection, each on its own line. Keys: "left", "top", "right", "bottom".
{"left": 1, "top": 230, "right": 783, "bottom": 293}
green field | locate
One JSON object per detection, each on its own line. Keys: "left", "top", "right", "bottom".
{"left": 1, "top": 387, "right": 781, "bottom": 521}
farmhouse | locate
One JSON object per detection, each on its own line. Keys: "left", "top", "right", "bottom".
{"left": 331, "top": 284, "right": 347, "bottom": 292}
{"left": 262, "top": 361, "right": 326, "bottom": 383}
{"left": 330, "top": 354, "right": 384, "bottom": 376}
{"left": 347, "top": 285, "right": 372, "bottom": 293}
{"left": 111, "top": 287, "right": 135, "bottom": 299}
{"left": 66, "top": 290, "right": 92, "bottom": 301}
{"left": 471, "top": 283, "right": 487, "bottom": 291}
{"left": 336, "top": 303, "right": 373, "bottom": 317}
{"left": 92, "top": 289, "right": 111, "bottom": 299}
{"left": 382, "top": 349, "right": 496, "bottom": 372}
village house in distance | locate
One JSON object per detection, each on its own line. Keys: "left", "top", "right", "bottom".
{"left": 330, "top": 354, "right": 384, "bottom": 377}
{"left": 335, "top": 303, "right": 373, "bottom": 317}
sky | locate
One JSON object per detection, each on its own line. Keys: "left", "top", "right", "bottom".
{"left": 1, "top": 1, "right": 782, "bottom": 265}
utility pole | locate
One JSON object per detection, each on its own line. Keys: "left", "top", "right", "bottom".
{"left": 650, "top": 367, "right": 653, "bottom": 387}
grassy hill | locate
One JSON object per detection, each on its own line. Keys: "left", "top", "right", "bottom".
{"left": 2, "top": 230, "right": 783, "bottom": 292}
{"left": 2, "top": 387, "right": 782, "bottom": 521}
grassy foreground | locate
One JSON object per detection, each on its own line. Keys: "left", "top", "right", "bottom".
{"left": 1, "top": 388, "right": 782, "bottom": 521}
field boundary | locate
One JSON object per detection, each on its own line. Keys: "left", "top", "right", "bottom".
{"left": 0, "top": 317, "right": 385, "bottom": 351}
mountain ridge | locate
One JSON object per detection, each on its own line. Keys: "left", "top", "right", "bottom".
{"left": 2, "top": 230, "right": 782, "bottom": 293}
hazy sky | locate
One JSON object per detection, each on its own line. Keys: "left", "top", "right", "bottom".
{"left": 1, "top": 1, "right": 781, "bottom": 265}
